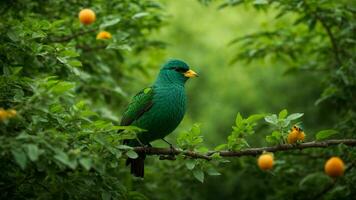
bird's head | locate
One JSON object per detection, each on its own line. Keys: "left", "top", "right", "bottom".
{"left": 156, "top": 59, "right": 198, "bottom": 85}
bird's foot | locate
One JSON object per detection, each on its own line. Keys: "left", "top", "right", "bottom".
{"left": 160, "top": 138, "right": 176, "bottom": 160}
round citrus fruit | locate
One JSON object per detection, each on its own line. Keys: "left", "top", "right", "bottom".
{"left": 79, "top": 9, "right": 96, "bottom": 25}
{"left": 324, "top": 157, "right": 345, "bottom": 177}
{"left": 96, "top": 31, "right": 112, "bottom": 39}
{"left": 258, "top": 153, "right": 274, "bottom": 171}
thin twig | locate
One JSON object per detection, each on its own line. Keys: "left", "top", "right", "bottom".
{"left": 133, "top": 139, "right": 356, "bottom": 160}
{"left": 314, "top": 13, "right": 341, "bottom": 66}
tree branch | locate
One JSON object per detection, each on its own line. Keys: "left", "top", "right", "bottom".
{"left": 133, "top": 139, "right": 356, "bottom": 161}
{"left": 314, "top": 13, "right": 341, "bottom": 66}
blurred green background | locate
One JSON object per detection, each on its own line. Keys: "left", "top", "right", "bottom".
{"left": 141, "top": 0, "right": 330, "bottom": 147}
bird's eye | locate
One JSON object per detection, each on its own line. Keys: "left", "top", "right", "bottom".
{"left": 173, "top": 67, "right": 186, "bottom": 73}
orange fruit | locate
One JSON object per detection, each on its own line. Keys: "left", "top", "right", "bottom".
{"left": 96, "top": 31, "right": 112, "bottom": 39}
{"left": 258, "top": 153, "right": 274, "bottom": 171}
{"left": 287, "top": 130, "right": 298, "bottom": 144}
{"left": 79, "top": 9, "right": 96, "bottom": 25}
{"left": 324, "top": 157, "right": 345, "bottom": 177}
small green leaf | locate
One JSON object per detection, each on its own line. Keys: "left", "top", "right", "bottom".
{"left": 246, "top": 114, "right": 265, "bottom": 123}
{"left": 51, "top": 81, "right": 75, "bottom": 94}
{"left": 126, "top": 150, "right": 138, "bottom": 159}
{"left": 265, "top": 114, "right": 278, "bottom": 125}
{"left": 235, "top": 113, "right": 243, "bottom": 126}
{"left": 316, "top": 130, "right": 338, "bottom": 140}
{"left": 143, "top": 88, "right": 151, "bottom": 94}
{"left": 11, "top": 149, "right": 27, "bottom": 170}
{"left": 279, "top": 109, "right": 288, "bottom": 119}
{"left": 100, "top": 18, "right": 121, "bottom": 29}
{"left": 79, "top": 158, "right": 92, "bottom": 170}
{"left": 117, "top": 145, "right": 133, "bottom": 150}
{"left": 26, "top": 144, "right": 40, "bottom": 161}
{"left": 185, "top": 160, "right": 196, "bottom": 170}
{"left": 193, "top": 169, "right": 204, "bottom": 183}
{"left": 54, "top": 151, "right": 71, "bottom": 166}
{"left": 207, "top": 167, "right": 221, "bottom": 176}
{"left": 68, "top": 60, "right": 82, "bottom": 67}
{"left": 214, "top": 144, "right": 227, "bottom": 151}
{"left": 299, "top": 172, "right": 331, "bottom": 189}
{"left": 286, "top": 113, "right": 304, "bottom": 121}
{"left": 132, "top": 12, "right": 149, "bottom": 19}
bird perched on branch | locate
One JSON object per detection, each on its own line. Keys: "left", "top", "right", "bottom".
{"left": 120, "top": 59, "right": 198, "bottom": 177}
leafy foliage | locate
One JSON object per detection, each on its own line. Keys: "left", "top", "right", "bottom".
{"left": 0, "top": 0, "right": 164, "bottom": 199}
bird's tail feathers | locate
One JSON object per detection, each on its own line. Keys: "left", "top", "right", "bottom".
{"left": 126, "top": 153, "right": 146, "bottom": 178}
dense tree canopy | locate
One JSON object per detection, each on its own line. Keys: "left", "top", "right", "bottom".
{"left": 0, "top": 0, "right": 355, "bottom": 199}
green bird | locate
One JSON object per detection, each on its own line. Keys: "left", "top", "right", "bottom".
{"left": 120, "top": 59, "right": 198, "bottom": 177}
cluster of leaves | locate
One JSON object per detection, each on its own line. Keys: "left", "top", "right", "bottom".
{"left": 0, "top": 0, "right": 164, "bottom": 199}
{"left": 177, "top": 124, "right": 222, "bottom": 183}
{"left": 215, "top": 113, "right": 265, "bottom": 151}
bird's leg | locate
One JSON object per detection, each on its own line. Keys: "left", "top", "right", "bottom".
{"left": 161, "top": 138, "right": 174, "bottom": 149}
{"left": 135, "top": 137, "right": 151, "bottom": 153}
{"left": 159, "top": 138, "right": 176, "bottom": 160}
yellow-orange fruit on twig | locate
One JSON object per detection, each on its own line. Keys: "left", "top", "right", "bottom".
{"left": 96, "top": 31, "right": 112, "bottom": 40}
{"left": 258, "top": 153, "right": 274, "bottom": 171}
{"left": 324, "top": 157, "right": 345, "bottom": 177}
{"left": 79, "top": 9, "right": 96, "bottom": 25}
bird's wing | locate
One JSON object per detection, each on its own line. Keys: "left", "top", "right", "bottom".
{"left": 120, "top": 87, "right": 154, "bottom": 126}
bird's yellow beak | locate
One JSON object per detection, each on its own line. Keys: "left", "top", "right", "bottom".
{"left": 184, "top": 69, "right": 199, "bottom": 78}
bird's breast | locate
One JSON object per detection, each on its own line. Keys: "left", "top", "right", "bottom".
{"left": 153, "top": 85, "right": 186, "bottom": 125}
{"left": 135, "top": 85, "right": 186, "bottom": 142}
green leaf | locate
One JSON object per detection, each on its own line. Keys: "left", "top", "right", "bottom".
{"left": 193, "top": 169, "right": 204, "bottom": 183}
{"left": 278, "top": 109, "right": 288, "bottom": 119}
{"left": 26, "top": 144, "right": 41, "bottom": 161}
{"left": 132, "top": 12, "right": 149, "bottom": 19}
{"left": 79, "top": 158, "right": 92, "bottom": 170}
{"left": 60, "top": 50, "right": 79, "bottom": 57}
{"left": 126, "top": 150, "right": 138, "bottom": 159}
{"left": 246, "top": 114, "right": 265, "bottom": 123}
{"left": 265, "top": 114, "right": 278, "bottom": 125}
{"left": 299, "top": 172, "right": 331, "bottom": 189}
{"left": 117, "top": 145, "right": 133, "bottom": 150}
{"left": 54, "top": 151, "right": 76, "bottom": 169}
{"left": 51, "top": 81, "right": 75, "bottom": 94}
{"left": 185, "top": 160, "right": 196, "bottom": 170}
{"left": 316, "top": 130, "right": 338, "bottom": 140}
{"left": 11, "top": 149, "right": 27, "bottom": 170}
{"left": 68, "top": 60, "right": 82, "bottom": 67}
{"left": 207, "top": 167, "right": 221, "bottom": 176}
{"left": 235, "top": 113, "right": 243, "bottom": 126}
{"left": 100, "top": 18, "right": 121, "bottom": 29}
{"left": 214, "top": 144, "right": 227, "bottom": 151}
{"left": 286, "top": 113, "right": 304, "bottom": 121}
